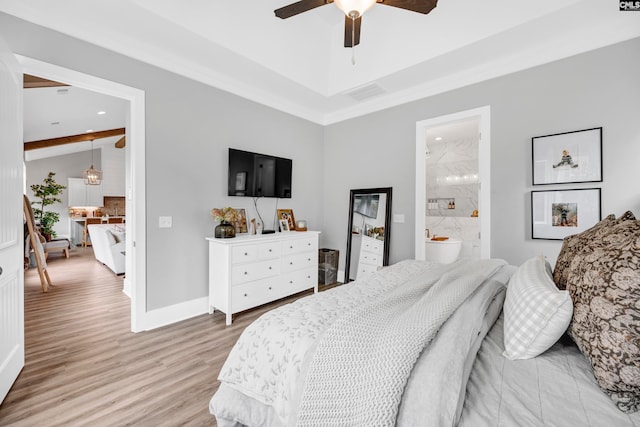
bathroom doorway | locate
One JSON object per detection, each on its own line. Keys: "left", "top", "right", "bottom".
{"left": 415, "top": 106, "right": 491, "bottom": 261}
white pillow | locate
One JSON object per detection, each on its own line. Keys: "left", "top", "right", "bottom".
{"left": 503, "top": 255, "right": 573, "bottom": 360}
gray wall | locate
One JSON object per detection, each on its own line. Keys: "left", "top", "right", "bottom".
{"left": 1, "top": 13, "right": 324, "bottom": 310}
{"left": 323, "top": 37, "right": 640, "bottom": 270}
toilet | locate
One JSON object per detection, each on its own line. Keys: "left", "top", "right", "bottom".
{"left": 425, "top": 238, "right": 462, "bottom": 264}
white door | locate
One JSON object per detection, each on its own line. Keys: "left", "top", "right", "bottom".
{"left": 0, "top": 36, "right": 25, "bottom": 403}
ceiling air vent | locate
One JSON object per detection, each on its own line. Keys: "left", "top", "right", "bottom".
{"left": 344, "top": 83, "right": 386, "bottom": 102}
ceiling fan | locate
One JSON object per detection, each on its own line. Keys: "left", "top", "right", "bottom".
{"left": 274, "top": 0, "right": 438, "bottom": 48}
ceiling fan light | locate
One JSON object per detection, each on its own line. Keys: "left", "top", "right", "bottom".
{"left": 334, "top": 0, "right": 376, "bottom": 17}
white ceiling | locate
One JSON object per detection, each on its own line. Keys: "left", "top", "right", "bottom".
{"left": 23, "top": 85, "right": 128, "bottom": 161}
{"left": 4, "top": 0, "right": 640, "bottom": 158}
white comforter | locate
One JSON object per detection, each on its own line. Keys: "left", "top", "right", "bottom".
{"left": 215, "top": 259, "right": 506, "bottom": 427}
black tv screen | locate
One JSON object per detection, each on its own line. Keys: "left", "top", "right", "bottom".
{"left": 228, "top": 148, "right": 292, "bottom": 198}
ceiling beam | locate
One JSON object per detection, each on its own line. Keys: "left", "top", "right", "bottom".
{"left": 24, "top": 128, "right": 126, "bottom": 151}
{"left": 23, "top": 74, "right": 69, "bottom": 88}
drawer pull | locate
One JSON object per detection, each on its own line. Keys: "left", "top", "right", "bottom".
{"left": 244, "top": 271, "right": 248, "bottom": 275}
{"left": 289, "top": 261, "right": 293, "bottom": 265}
{"left": 307, "top": 258, "right": 311, "bottom": 261}
{"left": 244, "top": 293, "right": 248, "bottom": 297}
{"left": 268, "top": 286, "right": 272, "bottom": 290}
{"left": 244, "top": 252, "right": 248, "bottom": 256}
{"left": 289, "top": 245, "right": 293, "bottom": 249}
{"left": 268, "top": 266, "right": 272, "bottom": 270}
{"left": 289, "top": 280, "right": 293, "bottom": 284}
{"left": 269, "top": 249, "right": 272, "bottom": 252}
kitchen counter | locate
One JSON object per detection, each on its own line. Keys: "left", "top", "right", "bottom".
{"left": 69, "top": 217, "right": 126, "bottom": 246}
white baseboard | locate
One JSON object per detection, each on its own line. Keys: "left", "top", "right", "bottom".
{"left": 139, "top": 296, "right": 209, "bottom": 331}
{"left": 122, "top": 277, "right": 132, "bottom": 298}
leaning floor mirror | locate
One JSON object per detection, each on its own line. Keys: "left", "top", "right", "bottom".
{"left": 344, "top": 187, "right": 392, "bottom": 283}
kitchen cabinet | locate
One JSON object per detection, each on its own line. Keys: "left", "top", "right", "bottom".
{"left": 68, "top": 178, "right": 103, "bottom": 207}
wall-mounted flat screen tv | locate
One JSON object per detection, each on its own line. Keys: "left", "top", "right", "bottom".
{"left": 228, "top": 148, "right": 292, "bottom": 198}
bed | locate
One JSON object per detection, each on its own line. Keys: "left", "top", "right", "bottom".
{"left": 209, "top": 212, "right": 640, "bottom": 426}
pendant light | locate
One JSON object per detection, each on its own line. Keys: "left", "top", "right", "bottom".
{"left": 83, "top": 139, "right": 102, "bottom": 185}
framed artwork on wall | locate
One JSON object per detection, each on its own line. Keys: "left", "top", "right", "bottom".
{"left": 532, "top": 127, "right": 602, "bottom": 185}
{"left": 531, "top": 188, "right": 601, "bottom": 240}
{"left": 276, "top": 209, "right": 296, "bottom": 231}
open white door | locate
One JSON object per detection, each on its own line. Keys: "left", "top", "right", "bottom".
{"left": 0, "top": 36, "right": 25, "bottom": 403}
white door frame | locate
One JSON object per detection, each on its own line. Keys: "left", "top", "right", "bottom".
{"left": 18, "top": 56, "right": 147, "bottom": 332}
{"left": 415, "top": 106, "right": 491, "bottom": 260}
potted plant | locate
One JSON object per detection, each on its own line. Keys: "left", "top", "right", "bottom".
{"left": 31, "top": 172, "right": 66, "bottom": 241}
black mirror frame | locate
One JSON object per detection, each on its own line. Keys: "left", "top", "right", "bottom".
{"left": 344, "top": 187, "right": 392, "bottom": 284}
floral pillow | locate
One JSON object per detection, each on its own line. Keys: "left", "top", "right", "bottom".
{"left": 565, "top": 216, "right": 640, "bottom": 413}
{"left": 553, "top": 212, "right": 635, "bottom": 290}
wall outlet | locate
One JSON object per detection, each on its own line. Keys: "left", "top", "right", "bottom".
{"left": 159, "top": 216, "right": 172, "bottom": 228}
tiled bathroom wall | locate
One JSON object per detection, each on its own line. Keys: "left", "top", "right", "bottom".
{"left": 425, "top": 134, "right": 480, "bottom": 259}
{"left": 425, "top": 137, "right": 479, "bottom": 217}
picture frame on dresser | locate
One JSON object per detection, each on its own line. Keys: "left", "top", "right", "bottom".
{"left": 532, "top": 127, "right": 602, "bottom": 185}
{"left": 279, "top": 219, "right": 290, "bottom": 232}
{"left": 531, "top": 188, "right": 601, "bottom": 240}
{"left": 276, "top": 209, "right": 296, "bottom": 231}
{"left": 232, "top": 208, "right": 248, "bottom": 234}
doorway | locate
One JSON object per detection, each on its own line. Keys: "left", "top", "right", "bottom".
{"left": 415, "top": 106, "right": 491, "bottom": 261}
{"left": 17, "top": 55, "right": 147, "bottom": 332}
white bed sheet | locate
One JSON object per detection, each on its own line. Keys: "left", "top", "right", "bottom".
{"left": 459, "top": 314, "right": 640, "bottom": 427}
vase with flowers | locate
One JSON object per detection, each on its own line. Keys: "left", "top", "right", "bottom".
{"left": 211, "top": 207, "right": 240, "bottom": 238}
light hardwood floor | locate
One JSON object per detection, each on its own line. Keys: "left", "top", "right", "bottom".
{"left": 0, "top": 245, "right": 320, "bottom": 426}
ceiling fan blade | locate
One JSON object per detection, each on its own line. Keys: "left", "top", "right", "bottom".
{"left": 377, "top": 0, "right": 437, "bottom": 14}
{"left": 344, "top": 15, "right": 362, "bottom": 48}
{"left": 275, "top": 0, "right": 332, "bottom": 19}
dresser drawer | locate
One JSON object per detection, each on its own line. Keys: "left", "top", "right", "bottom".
{"left": 282, "top": 252, "right": 315, "bottom": 273}
{"left": 282, "top": 267, "right": 316, "bottom": 295}
{"left": 358, "top": 263, "right": 379, "bottom": 277}
{"left": 258, "top": 242, "right": 281, "bottom": 259}
{"left": 231, "top": 279, "right": 279, "bottom": 313}
{"left": 231, "top": 244, "right": 259, "bottom": 264}
{"left": 231, "top": 259, "right": 280, "bottom": 285}
{"left": 231, "top": 242, "right": 282, "bottom": 264}
{"left": 359, "top": 251, "right": 381, "bottom": 266}
{"left": 281, "top": 237, "right": 317, "bottom": 255}
{"left": 361, "top": 238, "right": 383, "bottom": 255}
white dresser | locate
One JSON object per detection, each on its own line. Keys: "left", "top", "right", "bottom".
{"left": 355, "top": 235, "right": 384, "bottom": 277}
{"left": 207, "top": 231, "right": 320, "bottom": 325}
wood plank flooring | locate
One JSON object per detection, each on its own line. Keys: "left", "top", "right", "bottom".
{"left": 0, "top": 245, "right": 322, "bottom": 426}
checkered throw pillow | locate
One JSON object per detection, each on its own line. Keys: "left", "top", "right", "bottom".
{"left": 503, "top": 255, "right": 573, "bottom": 360}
